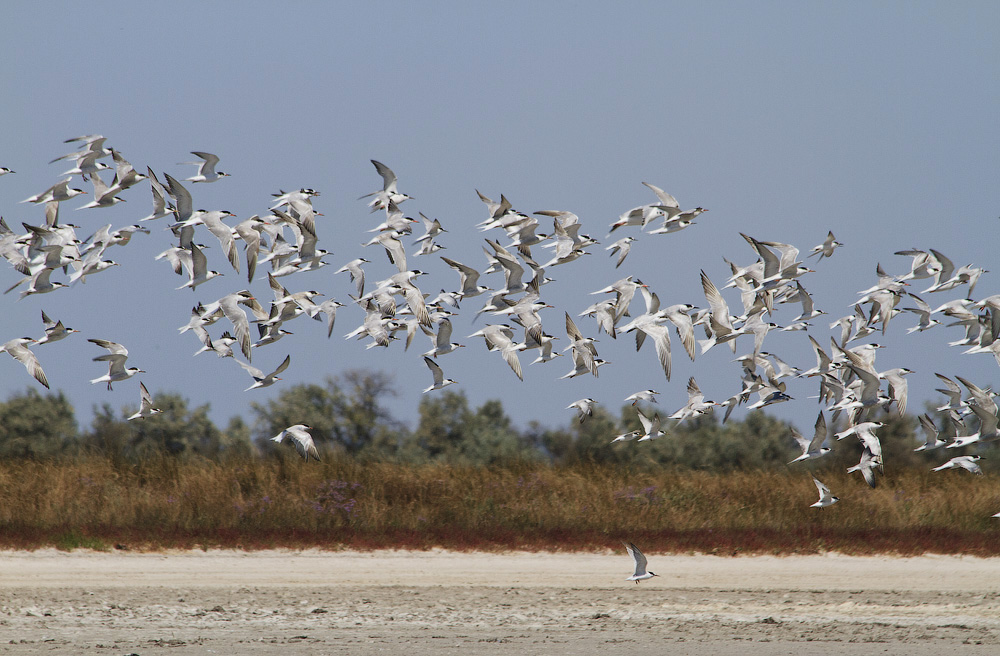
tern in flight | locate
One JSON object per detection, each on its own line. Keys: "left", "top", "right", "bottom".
{"left": 271, "top": 424, "right": 320, "bottom": 461}
{"left": 423, "top": 356, "right": 457, "bottom": 393}
{"left": 1, "top": 337, "right": 49, "bottom": 389}
{"left": 127, "top": 382, "right": 162, "bottom": 421}
{"left": 237, "top": 354, "right": 290, "bottom": 391}
{"left": 810, "top": 477, "right": 839, "bottom": 508}
{"left": 567, "top": 398, "right": 598, "bottom": 423}
{"left": 624, "top": 542, "right": 659, "bottom": 584}
{"left": 88, "top": 339, "right": 145, "bottom": 390}
{"left": 183, "top": 151, "right": 230, "bottom": 183}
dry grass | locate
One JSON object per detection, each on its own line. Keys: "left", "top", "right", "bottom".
{"left": 1, "top": 455, "right": 999, "bottom": 554}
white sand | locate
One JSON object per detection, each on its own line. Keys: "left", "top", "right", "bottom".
{"left": 1, "top": 550, "right": 998, "bottom": 654}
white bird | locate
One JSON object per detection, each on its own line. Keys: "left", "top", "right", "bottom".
{"left": 880, "top": 367, "right": 913, "bottom": 417}
{"left": 441, "top": 256, "right": 491, "bottom": 299}
{"left": 36, "top": 310, "right": 79, "bottom": 344}
{"left": 606, "top": 236, "right": 636, "bottom": 269}
{"left": 914, "top": 413, "right": 948, "bottom": 452}
{"left": 567, "top": 398, "right": 597, "bottom": 423}
{"left": 183, "top": 151, "right": 230, "bottom": 183}
{"left": 127, "top": 382, "right": 162, "bottom": 421}
{"left": 237, "top": 354, "right": 290, "bottom": 391}
{"left": 810, "top": 477, "right": 839, "bottom": 508}
{"left": 1, "top": 337, "right": 49, "bottom": 389}
{"left": 271, "top": 424, "right": 320, "bottom": 461}
{"left": 808, "top": 231, "right": 843, "bottom": 260}
{"left": 610, "top": 430, "right": 640, "bottom": 444}
{"left": 628, "top": 318, "right": 673, "bottom": 380}
{"left": 932, "top": 455, "right": 983, "bottom": 476}
{"left": 901, "top": 293, "right": 941, "bottom": 333}
{"left": 836, "top": 421, "right": 884, "bottom": 466}
{"left": 21, "top": 177, "right": 86, "bottom": 204}
{"left": 698, "top": 270, "right": 738, "bottom": 353}
{"left": 422, "top": 318, "right": 464, "bottom": 358}
{"left": 193, "top": 326, "right": 237, "bottom": 358}
{"left": 625, "top": 390, "right": 659, "bottom": 406}
{"left": 423, "top": 356, "right": 457, "bottom": 393}
{"left": 636, "top": 406, "right": 665, "bottom": 442}
{"left": 564, "top": 312, "right": 600, "bottom": 377}
{"left": 469, "top": 324, "right": 526, "bottom": 381}
{"left": 109, "top": 149, "right": 146, "bottom": 190}
{"left": 364, "top": 230, "right": 408, "bottom": 273}
{"left": 624, "top": 542, "right": 658, "bottom": 584}
{"left": 414, "top": 212, "right": 446, "bottom": 244}
{"left": 88, "top": 338, "right": 144, "bottom": 390}
{"left": 176, "top": 244, "right": 223, "bottom": 291}
{"left": 361, "top": 159, "right": 412, "bottom": 211}
{"left": 669, "top": 377, "right": 716, "bottom": 420}
{"left": 60, "top": 150, "right": 112, "bottom": 178}
{"left": 335, "top": 258, "right": 369, "bottom": 297}
{"left": 76, "top": 171, "right": 126, "bottom": 209}
{"left": 847, "top": 447, "right": 880, "bottom": 488}
{"left": 199, "top": 290, "right": 261, "bottom": 360}
{"left": 788, "top": 412, "right": 831, "bottom": 464}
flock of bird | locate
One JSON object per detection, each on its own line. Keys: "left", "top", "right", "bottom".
{"left": 2, "top": 136, "right": 998, "bottom": 582}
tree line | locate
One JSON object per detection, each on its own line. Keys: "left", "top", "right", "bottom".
{"left": 0, "top": 369, "right": 954, "bottom": 472}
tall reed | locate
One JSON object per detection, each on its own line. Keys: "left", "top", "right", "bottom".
{"left": 0, "top": 454, "right": 997, "bottom": 554}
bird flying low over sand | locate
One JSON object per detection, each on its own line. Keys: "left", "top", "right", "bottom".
{"left": 624, "top": 542, "right": 658, "bottom": 584}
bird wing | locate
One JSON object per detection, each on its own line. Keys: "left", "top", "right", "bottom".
{"left": 271, "top": 354, "right": 291, "bottom": 377}
{"left": 813, "top": 477, "right": 830, "bottom": 498}
{"left": 371, "top": 160, "right": 398, "bottom": 193}
{"left": 624, "top": 542, "right": 648, "bottom": 577}
{"left": 88, "top": 338, "right": 128, "bottom": 358}
{"left": 7, "top": 343, "right": 48, "bottom": 389}
{"left": 190, "top": 151, "right": 220, "bottom": 176}
{"left": 164, "top": 173, "right": 193, "bottom": 220}
{"left": 424, "top": 356, "right": 444, "bottom": 385}
{"left": 639, "top": 323, "right": 671, "bottom": 380}
{"left": 809, "top": 411, "right": 827, "bottom": 452}
{"left": 641, "top": 182, "right": 679, "bottom": 208}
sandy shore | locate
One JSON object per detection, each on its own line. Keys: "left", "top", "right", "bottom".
{"left": 2, "top": 549, "right": 999, "bottom": 654}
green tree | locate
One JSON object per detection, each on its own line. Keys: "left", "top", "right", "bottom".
{"left": 403, "top": 393, "right": 536, "bottom": 465}
{"left": 251, "top": 370, "right": 405, "bottom": 457}
{"left": 83, "top": 392, "right": 226, "bottom": 459}
{"left": 126, "top": 393, "right": 222, "bottom": 457}
{"left": 455, "top": 399, "right": 538, "bottom": 465}
{"left": 0, "top": 388, "right": 77, "bottom": 459}
{"left": 403, "top": 389, "right": 472, "bottom": 461}
{"left": 539, "top": 404, "right": 629, "bottom": 466}
{"left": 221, "top": 415, "right": 254, "bottom": 459}
{"left": 83, "top": 402, "right": 134, "bottom": 465}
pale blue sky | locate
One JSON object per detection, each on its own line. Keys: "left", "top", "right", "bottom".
{"left": 2, "top": 2, "right": 998, "bottom": 438}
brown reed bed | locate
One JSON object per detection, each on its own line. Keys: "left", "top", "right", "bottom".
{"left": 1, "top": 454, "right": 998, "bottom": 554}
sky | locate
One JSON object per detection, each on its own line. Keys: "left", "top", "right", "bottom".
{"left": 1, "top": 2, "right": 998, "bottom": 441}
